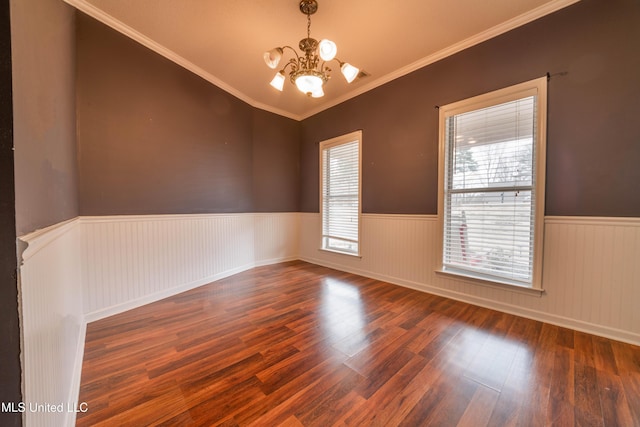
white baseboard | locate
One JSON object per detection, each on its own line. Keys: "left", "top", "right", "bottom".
{"left": 85, "top": 262, "right": 254, "bottom": 323}
{"left": 19, "top": 212, "right": 640, "bottom": 427}
{"left": 299, "top": 255, "right": 640, "bottom": 346}
{"left": 84, "top": 256, "right": 300, "bottom": 323}
{"left": 254, "top": 255, "right": 298, "bottom": 268}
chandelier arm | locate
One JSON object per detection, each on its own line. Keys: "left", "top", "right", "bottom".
{"left": 279, "top": 61, "right": 295, "bottom": 74}
{"left": 320, "top": 60, "right": 331, "bottom": 73}
{"left": 281, "top": 45, "right": 302, "bottom": 62}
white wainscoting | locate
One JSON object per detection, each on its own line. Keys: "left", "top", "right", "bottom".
{"left": 15, "top": 211, "right": 640, "bottom": 427}
{"left": 17, "top": 212, "right": 299, "bottom": 426}
{"left": 18, "top": 218, "right": 84, "bottom": 427}
{"left": 299, "top": 213, "right": 640, "bottom": 345}
{"left": 81, "top": 213, "right": 300, "bottom": 321}
{"left": 253, "top": 212, "right": 300, "bottom": 267}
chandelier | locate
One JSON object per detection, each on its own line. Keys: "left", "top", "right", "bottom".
{"left": 263, "top": 0, "right": 360, "bottom": 98}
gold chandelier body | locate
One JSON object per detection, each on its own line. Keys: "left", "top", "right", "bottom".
{"left": 264, "top": 0, "right": 360, "bottom": 98}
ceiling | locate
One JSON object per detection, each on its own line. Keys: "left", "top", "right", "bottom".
{"left": 64, "top": 0, "right": 579, "bottom": 121}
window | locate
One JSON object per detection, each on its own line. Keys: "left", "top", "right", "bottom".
{"left": 320, "top": 130, "right": 362, "bottom": 256}
{"left": 437, "top": 77, "right": 547, "bottom": 289}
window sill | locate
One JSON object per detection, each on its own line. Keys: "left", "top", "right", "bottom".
{"left": 319, "top": 248, "right": 362, "bottom": 259}
{"left": 435, "top": 269, "right": 544, "bottom": 297}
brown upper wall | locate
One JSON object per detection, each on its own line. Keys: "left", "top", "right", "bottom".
{"left": 11, "top": 0, "right": 78, "bottom": 235}
{"left": 2, "top": 0, "right": 21, "bottom": 424}
{"left": 77, "top": 14, "right": 300, "bottom": 215}
{"left": 252, "top": 109, "right": 300, "bottom": 212}
{"left": 77, "top": 0, "right": 640, "bottom": 217}
{"left": 300, "top": 0, "right": 640, "bottom": 217}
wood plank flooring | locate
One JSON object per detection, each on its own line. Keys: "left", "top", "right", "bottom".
{"left": 77, "top": 261, "right": 640, "bottom": 426}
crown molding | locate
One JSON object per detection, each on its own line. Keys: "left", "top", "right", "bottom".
{"left": 65, "top": 0, "right": 580, "bottom": 122}
{"left": 64, "top": 0, "right": 302, "bottom": 121}
{"left": 299, "top": 0, "right": 581, "bottom": 120}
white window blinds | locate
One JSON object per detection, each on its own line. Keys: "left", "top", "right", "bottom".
{"left": 321, "top": 133, "right": 361, "bottom": 255}
{"left": 441, "top": 80, "right": 546, "bottom": 288}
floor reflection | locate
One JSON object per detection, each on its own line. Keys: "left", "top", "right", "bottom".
{"left": 319, "top": 278, "right": 367, "bottom": 347}
{"left": 441, "top": 325, "right": 534, "bottom": 393}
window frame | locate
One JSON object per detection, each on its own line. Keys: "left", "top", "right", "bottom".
{"left": 319, "top": 130, "right": 362, "bottom": 257}
{"left": 436, "top": 77, "right": 548, "bottom": 290}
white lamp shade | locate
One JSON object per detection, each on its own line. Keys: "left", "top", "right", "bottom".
{"left": 263, "top": 48, "right": 283, "bottom": 69}
{"left": 311, "top": 86, "right": 324, "bottom": 98}
{"left": 295, "top": 74, "right": 323, "bottom": 95}
{"left": 340, "top": 62, "right": 359, "bottom": 83}
{"left": 318, "top": 39, "right": 337, "bottom": 61}
{"left": 269, "top": 71, "right": 285, "bottom": 91}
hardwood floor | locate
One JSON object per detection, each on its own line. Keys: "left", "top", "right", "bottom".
{"left": 77, "top": 261, "right": 640, "bottom": 426}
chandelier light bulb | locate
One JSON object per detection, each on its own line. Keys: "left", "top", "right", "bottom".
{"left": 263, "top": 48, "right": 283, "bottom": 69}
{"left": 295, "top": 74, "right": 324, "bottom": 95}
{"left": 340, "top": 62, "right": 360, "bottom": 83}
{"left": 269, "top": 71, "right": 285, "bottom": 91}
{"left": 311, "top": 86, "right": 325, "bottom": 98}
{"left": 318, "top": 39, "right": 337, "bottom": 61}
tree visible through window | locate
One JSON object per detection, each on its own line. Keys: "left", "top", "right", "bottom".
{"left": 438, "top": 78, "right": 547, "bottom": 289}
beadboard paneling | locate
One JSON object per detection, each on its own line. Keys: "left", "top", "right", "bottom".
{"left": 253, "top": 213, "right": 300, "bottom": 266}
{"left": 16, "top": 211, "right": 639, "bottom": 427}
{"left": 18, "top": 219, "right": 84, "bottom": 427}
{"left": 81, "top": 213, "right": 299, "bottom": 321}
{"left": 299, "top": 213, "right": 640, "bottom": 345}
{"left": 17, "top": 213, "right": 298, "bottom": 426}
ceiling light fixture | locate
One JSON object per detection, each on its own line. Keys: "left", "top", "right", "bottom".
{"left": 264, "top": 0, "right": 361, "bottom": 98}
